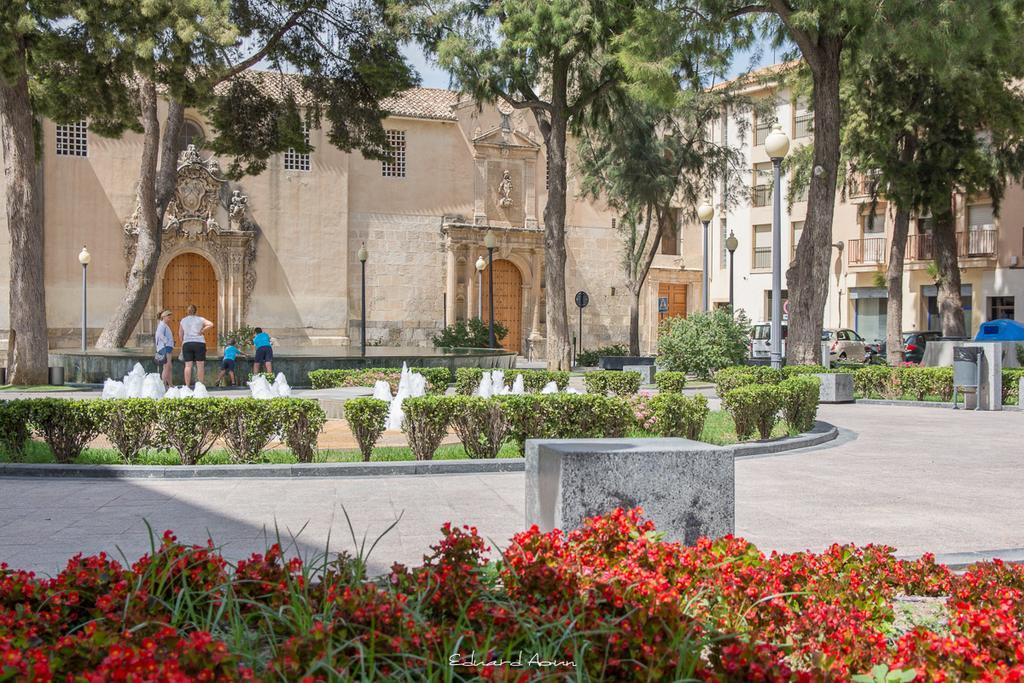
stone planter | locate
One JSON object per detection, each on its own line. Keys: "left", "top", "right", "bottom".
{"left": 816, "top": 373, "right": 854, "bottom": 403}
{"left": 525, "top": 438, "right": 734, "bottom": 544}
{"left": 623, "top": 364, "right": 655, "bottom": 384}
{"left": 598, "top": 356, "right": 654, "bottom": 371}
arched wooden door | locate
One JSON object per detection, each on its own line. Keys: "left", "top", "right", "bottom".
{"left": 162, "top": 253, "right": 219, "bottom": 348}
{"left": 481, "top": 259, "right": 522, "bottom": 353}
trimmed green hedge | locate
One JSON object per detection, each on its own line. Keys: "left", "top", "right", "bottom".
{"left": 402, "top": 396, "right": 457, "bottom": 461}
{"left": 779, "top": 376, "right": 821, "bottom": 433}
{"left": 0, "top": 400, "right": 32, "bottom": 461}
{"left": 1002, "top": 368, "right": 1024, "bottom": 405}
{"left": 649, "top": 393, "right": 709, "bottom": 440}
{"left": 4, "top": 397, "right": 326, "bottom": 465}
{"left": 449, "top": 395, "right": 508, "bottom": 460}
{"left": 343, "top": 398, "right": 389, "bottom": 462}
{"left": 454, "top": 368, "right": 570, "bottom": 395}
{"left": 308, "top": 367, "right": 450, "bottom": 394}
{"left": 722, "top": 385, "right": 783, "bottom": 441}
{"left": 654, "top": 372, "right": 686, "bottom": 394}
{"left": 583, "top": 370, "right": 642, "bottom": 396}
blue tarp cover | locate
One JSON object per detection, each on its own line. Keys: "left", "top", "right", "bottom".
{"left": 974, "top": 319, "right": 1024, "bottom": 341}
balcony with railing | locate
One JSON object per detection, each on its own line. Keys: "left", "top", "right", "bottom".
{"left": 905, "top": 226, "right": 997, "bottom": 262}
{"left": 752, "top": 184, "right": 772, "bottom": 208}
{"left": 753, "top": 246, "right": 772, "bottom": 270}
{"left": 848, "top": 236, "right": 887, "bottom": 266}
{"left": 849, "top": 171, "right": 881, "bottom": 199}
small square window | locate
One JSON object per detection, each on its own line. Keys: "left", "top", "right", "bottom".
{"left": 283, "top": 123, "right": 310, "bottom": 172}
{"left": 382, "top": 130, "right": 406, "bottom": 178}
{"left": 56, "top": 121, "right": 88, "bottom": 157}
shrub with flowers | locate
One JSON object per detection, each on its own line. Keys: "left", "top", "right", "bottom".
{"left": 3, "top": 509, "right": 1024, "bottom": 680}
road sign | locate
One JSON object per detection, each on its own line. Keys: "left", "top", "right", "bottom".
{"left": 575, "top": 291, "right": 590, "bottom": 308}
{"left": 658, "top": 296, "right": 669, "bottom": 313}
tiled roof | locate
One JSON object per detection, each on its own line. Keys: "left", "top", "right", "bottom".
{"left": 216, "top": 71, "right": 460, "bottom": 121}
{"left": 711, "top": 60, "right": 802, "bottom": 91}
{"left": 381, "top": 88, "right": 461, "bottom": 121}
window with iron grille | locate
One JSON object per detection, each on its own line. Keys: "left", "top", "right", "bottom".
{"left": 382, "top": 129, "right": 406, "bottom": 177}
{"left": 753, "top": 224, "right": 772, "bottom": 270}
{"left": 752, "top": 162, "right": 773, "bottom": 207}
{"left": 283, "top": 123, "right": 310, "bottom": 171}
{"left": 754, "top": 113, "right": 773, "bottom": 146}
{"left": 794, "top": 104, "right": 814, "bottom": 139}
{"left": 720, "top": 218, "right": 728, "bottom": 269}
{"left": 56, "top": 120, "right": 88, "bottom": 157}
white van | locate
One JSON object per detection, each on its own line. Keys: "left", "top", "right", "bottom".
{"left": 750, "top": 322, "right": 787, "bottom": 359}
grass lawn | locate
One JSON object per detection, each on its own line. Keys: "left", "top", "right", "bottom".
{"left": 0, "top": 384, "right": 88, "bottom": 392}
{"left": 0, "top": 411, "right": 797, "bottom": 466}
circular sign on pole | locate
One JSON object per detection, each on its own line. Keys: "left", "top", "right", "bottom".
{"left": 575, "top": 291, "right": 590, "bottom": 309}
{"left": 783, "top": 300, "right": 790, "bottom": 314}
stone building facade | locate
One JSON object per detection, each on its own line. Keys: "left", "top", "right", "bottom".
{"left": 0, "top": 77, "right": 703, "bottom": 357}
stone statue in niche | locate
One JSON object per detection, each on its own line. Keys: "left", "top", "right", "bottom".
{"left": 228, "top": 190, "right": 249, "bottom": 230}
{"left": 497, "top": 169, "right": 514, "bottom": 208}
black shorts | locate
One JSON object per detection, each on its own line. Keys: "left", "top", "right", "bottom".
{"left": 254, "top": 346, "right": 273, "bottom": 363}
{"left": 182, "top": 341, "right": 206, "bottom": 362}
{"left": 221, "top": 359, "right": 236, "bottom": 371}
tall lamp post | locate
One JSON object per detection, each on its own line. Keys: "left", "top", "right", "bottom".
{"left": 357, "top": 243, "right": 368, "bottom": 357}
{"left": 475, "top": 256, "right": 485, "bottom": 318}
{"left": 697, "top": 203, "right": 714, "bottom": 312}
{"left": 484, "top": 229, "right": 497, "bottom": 348}
{"left": 725, "top": 231, "right": 738, "bottom": 313}
{"left": 765, "top": 124, "right": 791, "bottom": 369}
{"left": 78, "top": 246, "right": 91, "bottom": 351}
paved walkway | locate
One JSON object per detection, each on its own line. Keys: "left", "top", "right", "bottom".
{"left": 1, "top": 403, "right": 1022, "bottom": 575}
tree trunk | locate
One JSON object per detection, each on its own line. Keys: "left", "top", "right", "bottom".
{"left": 540, "top": 68, "right": 572, "bottom": 370}
{"left": 785, "top": 40, "right": 842, "bottom": 365}
{"left": 932, "top": 201, "right": 966, "bottom": 337}
{"left": 0, "top": 49, "right": 49, "bottom": 385}
{"left": 95, "top": 80, "right": 164, "bottom": 349}
{"left": 628, "top": 289, "right": 641, "bottom": 356}
{"left": 886, "top": 208, "right": 910, "bottom": 364}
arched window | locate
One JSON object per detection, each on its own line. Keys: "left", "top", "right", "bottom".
{"left": 177, "top": 119, "right": 205, "bottom": 153}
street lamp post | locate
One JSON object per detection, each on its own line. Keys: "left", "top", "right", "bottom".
{"left": 697, "top": 203, "right": 714, "bottom": 312}
{"left": 475, "top": 256, "right": 485, "bottom": 319}
{"left": 765, "top": 124, "right": 791, "bottom": 370}
{"left": 725, "top": 231, "right": 738, "bottom": 313}
{"left": 78, "top": 246, "right": 91, "bottom": 351}
{"left": 484, "top": 229, "right": 497, "bottom": 348}
{"left": 357, "top": 243, "right": 368, "bottom": 357}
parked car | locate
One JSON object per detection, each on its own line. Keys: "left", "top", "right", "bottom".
{"left": 750, "top": 322, "right": 787, "bottom": 360}
{"left": 902, "top": 330, "right": 942, "bottom": 363}
{"left": 822, "top": 328, "right": 867, "bottom": 361}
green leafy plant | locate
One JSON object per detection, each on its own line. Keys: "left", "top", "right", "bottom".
{"left": 1001, "top": 368, "right": 1024, "bottom": 405}
{"left": 1018, "top": 344, "right": 1024, "bottom": 367}
{"left": 852, "top": 664, "right": 917, "bottom": 683}
{"left": 221, "top": 399, "right": 281, "bottom": 463}
{"left": 219, "top": 325, "right": 257, "bottom": 351}
{"left": 402, "top": 396, "right": 456, "bottom": 460}
{"left": 27, "top": 398, "right": 107, "bottom": 464}
{"left": 308, "top": 367, "right": 450, "bottom": 394}
{"left": 713, "top": 366, "right": 784, "bottom": 397}
{"left": 431, "top": 317, "right": 508, "bottom": 348}
{"left": 0, "top": 400, "right": 32, "bottom": 461}
{"left": 154, "top": 399, "right": 228, "bottom": 465}
{"left": 649, "top": 393, "right": 709, "bottom": 440}
{"left": 583, "top": 370, "right": 642, "bottom": 396}
{"left": 494, "top": 395, "right": 546, "bottom": 454}
{"left": 722, "top": 385, "right": 782, "bottom": 441}
{"left": 343, "top": 398, "right": 389, "bottom": 462}
{"left": 575, "top": 344, "right": 629, "bottom": 367}
{"left": 657, "top": 309, "right": 751, "bottom": 380}
{"left": 272, "top": 399, "right": 326, "bottom": 463}
{"left": 101, "top": 399, "right": 158, "bottom": 463}
{"left": 654, "top": 371, "right": 686, "bottom": 393}
{"left": 448, "top": 396, "right": 508, "bottom": 459}
{"left": 782, "top": 364, "right": 829, "bottom": 378}
{"left": 541, "top": 394, "right": 634, "bottom": 439}
{"left": 779, "top": 376, "right": 821, "bottom": 433}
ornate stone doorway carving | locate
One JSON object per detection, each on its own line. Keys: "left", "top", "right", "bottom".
{"left": 481, "top": 259, "right": 523, "bottom": 353}
{"left": 162, "top": 253, "right": 219, "bottom": 347}
{"left": 124, "top": 145, "right": 259, "bottom": 339}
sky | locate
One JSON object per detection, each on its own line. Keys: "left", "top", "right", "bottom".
{"left": 400, "top": 42, "right": 783, "bottom": 90}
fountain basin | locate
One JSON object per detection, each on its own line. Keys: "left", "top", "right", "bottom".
{"left": 49, "top": 347, "right": 515, "bottom": 386}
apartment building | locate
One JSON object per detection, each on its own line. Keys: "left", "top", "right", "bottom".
{"left": 703, "top": 64, "right": 1024, "bottom": 341}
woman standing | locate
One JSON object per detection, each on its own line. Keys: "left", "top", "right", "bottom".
{"left": 179, "top": 304, "right": 214, "bottom": 387}
{"left": 155, "top": 309, "right": 175, "bottom": 388}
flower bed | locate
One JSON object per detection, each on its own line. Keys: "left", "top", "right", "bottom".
{"left": 2, "top": 508, "right": 1021, "bottom": 680}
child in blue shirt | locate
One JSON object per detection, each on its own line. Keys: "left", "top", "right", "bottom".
{"left": 253, "top": 327, "right": 273, "bottom": 374}
{"left": 216, "top": 340, "right": 241, "bottom": 386}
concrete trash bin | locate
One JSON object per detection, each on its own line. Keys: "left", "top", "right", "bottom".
{"left": 953, "top": 346, "right": 981, "bottom": 410}
{"left": 48, "top": 366, "right": 65, "bottom": 386}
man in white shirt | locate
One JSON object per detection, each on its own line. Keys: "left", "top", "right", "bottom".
{"left": 179, "top": 304, "right": 214, "bottom": 387}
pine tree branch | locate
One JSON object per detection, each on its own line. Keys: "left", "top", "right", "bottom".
{"left": 215, "top": 10, "right": 307, "bottom": 85}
